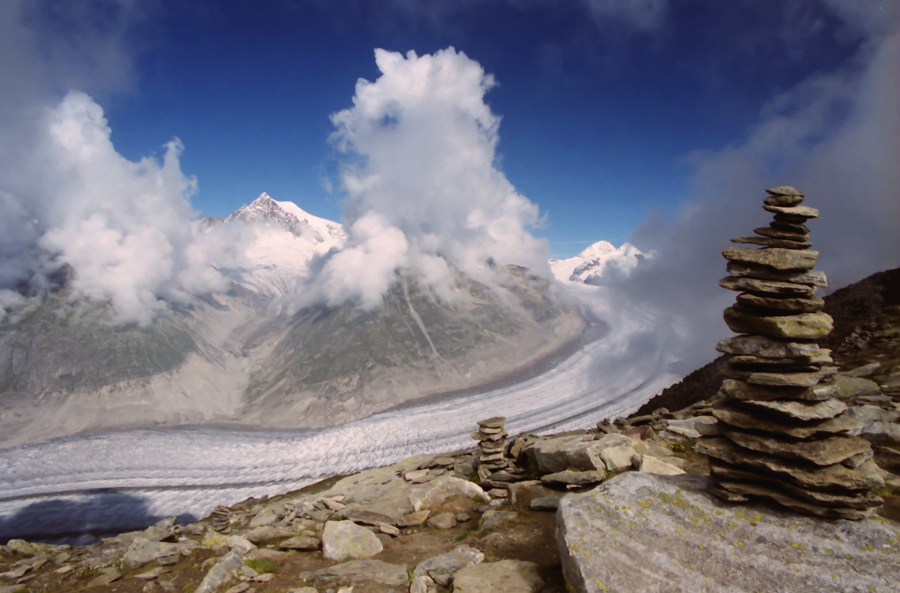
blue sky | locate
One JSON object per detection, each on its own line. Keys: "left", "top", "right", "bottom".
{"left": 0, "top": 0, "right": 897, "bottom": 331}
{"left": 89, "top": 0, "right": 876, "bottom": 258}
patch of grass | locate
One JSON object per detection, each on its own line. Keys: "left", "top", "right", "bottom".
{"left": 668, "top": 441, "right": 695, "bottom": 455}
{"left": 244, "top": 558, "right": 277, "bottom": 574}
{"left": 76, "top": 566, "right": 102, "bottom": 580}
{"left": 182, "top": 584, "right": 196, "bottom": 593}
{"left": 456, "top": 529, "right": 473, "bottom": 541}
{"left": 873, "top": 485, "right": 896, "bottom": 497}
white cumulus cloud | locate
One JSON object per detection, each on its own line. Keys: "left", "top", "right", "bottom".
{"left": 306, "top": 47, "right": 549, "bottom": 310}
{"left": 1, "top": 91, "right": 240, "bottom": 326}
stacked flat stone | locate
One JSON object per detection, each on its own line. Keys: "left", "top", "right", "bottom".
{"left": 472, "top": 417, "right": 511, "bottom": 481}
{"left": 210, "top": 505, "right": 232, "bottom": 532}
{"left": 698, "top": 185, "right": 884, "bottom": 520}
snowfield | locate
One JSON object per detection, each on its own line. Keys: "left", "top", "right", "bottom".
{"left": 0, "top": 285, "right": 682, "bottom": 543}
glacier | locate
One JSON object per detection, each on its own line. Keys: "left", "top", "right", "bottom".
{"left": 0, "top": 284, "right": 682, "bottom": 543}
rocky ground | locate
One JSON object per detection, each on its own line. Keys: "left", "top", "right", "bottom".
{"left": 2, "top": 269, "right": 899, "bottom": 593}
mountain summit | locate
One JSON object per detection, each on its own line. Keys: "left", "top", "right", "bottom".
{"left": 225, "top": 192, "right": 345, "bottom": 245}
{"left": 551, "top": 241, "right": 645, "bottom": 285}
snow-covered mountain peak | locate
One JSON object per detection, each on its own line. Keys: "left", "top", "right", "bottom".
{"left": 225, "top": 191, "right": 345, "bottom": 243}
{"left": 551, "top": 240, "right": 645, "bottom": 285}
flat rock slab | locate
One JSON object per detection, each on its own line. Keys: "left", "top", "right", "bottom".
{"left": 298, "top": 559, "right": 409, "bottom": 586}
{"left": 732, "top": 236, "right": 811, "bottom": 250}
{"left": 722, "top": 247, "right": 818, "bottom": 271}
{"left": 724, "top": 307, "right": 833, "bottom": 340}
{"left": 725, "top": 263, "right": 827, "bottom": 287}
{"left": 713, "top": 406, "right": 859, "bottom": 439}
{"left": 742, "top": 398, "right": 846, "bottom": 421}
{"left": 720, "top": 378, "right": 835, "bottom": 402}
{"left": 542, "top": 469, "right": 608, "bottom": 486}
{"left": 736, "top": 293, "right": 823, "bottom": 313}
{"left": 452, "top": 560, "right": 543, "bottom": 593}
{"left": 722, "top": 364, "right": 836, "bottom": 387}
{"left": 722, "top": 430, "right": 871, "bottom": 466}
{"left": 557, "top": 472, "right": 900, "bottom": 593}
{"left": 716, "top": 336, "right": 821, "bottom": 359}
{"left": 762, "top": 204, "right": 819, "bottom": 218}
{"left": 719, "top": 276, "right": 815, "bottom": 297}
{"left": 697, "top": 438, "right": 883, "bottom": 492}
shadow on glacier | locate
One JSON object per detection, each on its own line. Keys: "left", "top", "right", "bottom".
{"left": 0, "top": 489, "right": 195, "bottom": 545}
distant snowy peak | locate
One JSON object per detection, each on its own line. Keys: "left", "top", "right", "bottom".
{"left": 225, "top": 193, "right": 345, "bottom": 245}
{"left": 551, "top": 240, "right": 645, "bottom": 285}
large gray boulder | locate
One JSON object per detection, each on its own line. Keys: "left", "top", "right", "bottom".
{"left": 528, "top": 434, "right": 605, "bottom": 473}
{"left": 322, "top": 520, "right": 383, "bottom": 561}
{"left": 123, "top": 537, "right": 182, "bottom": 567}
{"left": 557, "top": 472, "right": 900, "bottom": 593}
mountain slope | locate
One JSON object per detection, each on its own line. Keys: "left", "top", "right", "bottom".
{"left": 0, "top": 194, "right": 586, "bottom": 445}
{"left": 631, "top": 266, "right": 900, "bottom": 417}
{"left": 241, "top": 266, "right": 584, "bottom": 428}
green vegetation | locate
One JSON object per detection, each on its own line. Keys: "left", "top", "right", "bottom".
{"left": 457, "top": 529, "right": 473, "bottom": 541}
{"left": 668, "top": 441, "right": 695, "bottom": 455}
{"left": 244, "top": 558, "right": 277, "bottom": 574}
{"left": 76, "top": 566, "right": 102, "bottom": 580}
{"left": 873, "top": 485, "right": 895, "bottom": 497}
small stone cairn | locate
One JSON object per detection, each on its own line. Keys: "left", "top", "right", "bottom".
{"left": 697, "top": 186, "right": 884, "bottom": 520}
{"left": 473, "top": 417, "right": 510, "bottom": 480}
{"left": 210, "top": 505, "right": 232, "bottom": 532}
{"left": 471, "top": 417, "right": 528, "bottom": 490}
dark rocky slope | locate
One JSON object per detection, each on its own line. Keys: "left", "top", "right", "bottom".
{"left": 632, "top": 267, "right": 900, "bottom": 418}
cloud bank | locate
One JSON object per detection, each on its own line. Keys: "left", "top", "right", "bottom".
{"left": 308, "top": 47, "right": 549, "bottom": 309}
{"left": 615, "top": 3, "right": 900, "bottom": 373}
{"left": 0, "top": 1, "right": 241, "bottom": 325}
{"left": 0, "top": 91, "right": 239, "bottom": 325}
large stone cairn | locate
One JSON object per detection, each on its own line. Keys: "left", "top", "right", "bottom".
{"left": 697, "top": 186, "right": 884, "bottom": 520}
